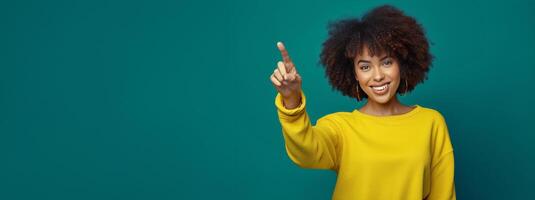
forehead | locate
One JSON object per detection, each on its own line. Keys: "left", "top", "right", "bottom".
{"left": 354, "top": 46, "right": 389, "bottom": 61}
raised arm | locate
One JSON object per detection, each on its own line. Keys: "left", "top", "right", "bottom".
{"left": 270, "top": 42, "right": 341, "bottom": 170}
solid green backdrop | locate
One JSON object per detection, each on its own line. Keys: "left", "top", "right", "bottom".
{"left": 2, "top": 0, "right": 534, "bottom": 199}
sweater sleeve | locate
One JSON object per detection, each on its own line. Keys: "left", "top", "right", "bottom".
{"left": 274, "top": 90, "right": 341, "bottom": 170}
{"left": 426, "top": 113, "right": 456, "bottom": 200}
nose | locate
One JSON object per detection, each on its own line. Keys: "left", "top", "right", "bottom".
{"left": 372, "top": 66, "right": 385, "bottom": 82}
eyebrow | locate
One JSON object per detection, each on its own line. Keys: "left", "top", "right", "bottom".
{"left": 357, "top": 55, "right": 389, "bottom": 65}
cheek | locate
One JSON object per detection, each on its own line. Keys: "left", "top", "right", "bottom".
{"left": 386, "top": 66, "right": 401, "bottom": 91}
{"left": 354, "top": 69, "right": 366, "bottom": 82}
{"left": 389, "top": 70, "right": 401, "bottom": 85}
{"left": 389, "top": 64, "right": 401, "bottom": 78}
{"left": 355, "top": 73, "right": 372, "bottom": 86}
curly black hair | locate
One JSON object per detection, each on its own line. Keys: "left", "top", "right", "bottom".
{"left": 320, "top": 5, "right": 433, "bottom": 101}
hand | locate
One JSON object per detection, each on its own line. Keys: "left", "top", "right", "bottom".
{"left": 270, "top": 41, "right": 302, "bottom": 109}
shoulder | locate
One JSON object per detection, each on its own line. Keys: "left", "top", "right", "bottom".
{"left": 312, "top": 111, "right": 354, "bottom": 132}
{"left": 416, "top": 105, "right": 450, "bottom": 131}
{"left": 318, "top": 111, "right": 352, "bottom": 123}
{"left": 417, "top": 105, "right": 447, "bottom": 122}
{"left": 320, "top": 111, "right": 354, "bottom": 121}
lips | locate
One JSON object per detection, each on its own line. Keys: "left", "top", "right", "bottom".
{"left": 370, "top": 82, "right": 390, "bottom": 95}
{"left": 371, "top": 84, "right": 387, "bottom": 91}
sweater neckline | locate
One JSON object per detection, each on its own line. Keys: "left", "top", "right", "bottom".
{"left": 352, "top": 105, "right": 422, "bottom": 121}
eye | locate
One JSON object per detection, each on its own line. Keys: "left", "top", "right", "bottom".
{"left": 360, "top": 65, "right": 370, "bottom": 71}
{"left": 382, "top": 59, "right": 393, "bottom": 66}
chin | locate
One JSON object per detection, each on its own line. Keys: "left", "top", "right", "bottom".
{"left": 367, "top": 93, "right": 395, "bottom": 104}
{"left": 371, "top": 96, "right": 392, "bottom": 104}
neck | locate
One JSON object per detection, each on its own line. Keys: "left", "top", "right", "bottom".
{"left": 360, "top": 96, "right": 408, "bottom": 116}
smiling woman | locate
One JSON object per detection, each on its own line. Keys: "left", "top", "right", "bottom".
{"left": 353, "top": 46, "right": 401, "bottom": 103}
{"left": 270, "top": 4, "right": 456, "bottom": 200}
{"left": 320, "top": 5, "right": 432, "bottom": 113}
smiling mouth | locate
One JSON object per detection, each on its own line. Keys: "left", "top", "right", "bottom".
{"left": 370, "top": 82, "right": 390, "bottom": 92}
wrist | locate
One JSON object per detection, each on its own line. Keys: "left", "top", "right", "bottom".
{"left": 282, "top": 93, "right": 302, "bottom": 109}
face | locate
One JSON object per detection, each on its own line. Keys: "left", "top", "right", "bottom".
{"left": 353, "top": 46, "right": 401, "bottom": 104}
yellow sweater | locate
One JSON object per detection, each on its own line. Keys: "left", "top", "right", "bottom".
{"left": 275, "top": 91, "right": 456, "bottom": 200}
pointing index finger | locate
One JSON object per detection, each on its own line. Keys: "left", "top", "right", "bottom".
{"left": 277, "top": 41, "right": 294, "bottom": 71}
{"left": 277, "top": 42, "right": 291, "bottom": 63}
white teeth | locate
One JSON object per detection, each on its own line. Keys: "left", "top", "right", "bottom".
{"left": 371, "top": 84, "right": 388, "bottom": 91}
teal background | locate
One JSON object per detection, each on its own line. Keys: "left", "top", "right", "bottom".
{"left": 2, "top": 0, "right": 534, "bottom": 199}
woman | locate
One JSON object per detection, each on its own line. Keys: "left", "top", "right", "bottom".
{"left": 269, "top": 5, "right": 456, "bottom": 200}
